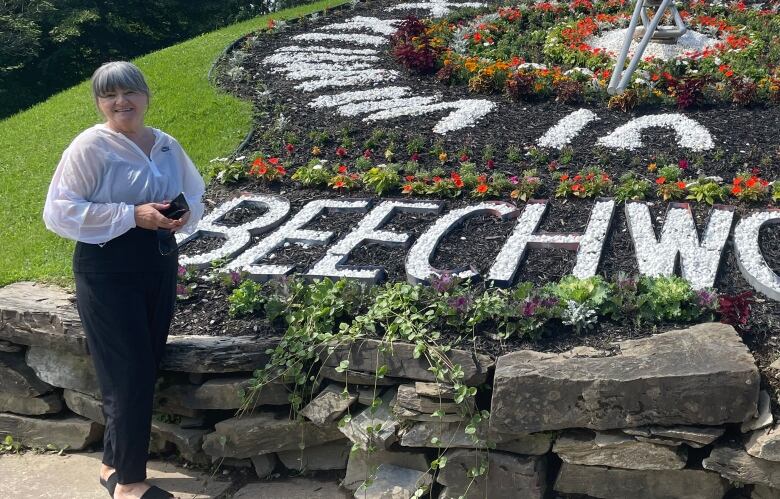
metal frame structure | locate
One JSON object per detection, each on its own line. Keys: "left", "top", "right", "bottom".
{"left": 607, "top": 0, "right": 688, "bottom": 95}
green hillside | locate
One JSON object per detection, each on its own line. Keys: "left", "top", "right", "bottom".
{"left": 0, "top": 0, "right": 348, "bottom": 287}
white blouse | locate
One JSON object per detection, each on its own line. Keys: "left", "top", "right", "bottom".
{"left": 43, "top": 124, "right": 206, "bottom": 244}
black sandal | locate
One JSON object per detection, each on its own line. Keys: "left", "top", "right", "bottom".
{"left": 141, "top": 485, "right": 174, "bottom": 498}
{"left": 99, "top": 473, "right": 118, "bottom": 498}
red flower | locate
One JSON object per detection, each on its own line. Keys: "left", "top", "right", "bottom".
{"left": 333, "top": 180, "right": 345, "bottom": 189}
{"left": 459, "top": 154, "right": 469, "bottom": 162}
{"left": 732, "top": 185, "right": 743, "bottom": 195}
{"left": 336, "top": 147, "right": 347, "bottom": 157}
{"left": 733, "top": 177, "right": 742, "bottom": 186}
{"left": 571, "top": 184, "right": 582, "bottom": 192}
{"left": 476, "top": 184, "right": 488, "bottom": 193}
{"left": 256, "top": 166, "right": 268, "bottom": 175}
{"left": 432, "top": 176, "right": 442, "bottom": 183}
{"left": 486, "top": 159, "right": 495, "bottom": 169}
{"left": 405, "top": 175, "right": 415, "bottom": 182}
{"left": 678, "top": 159, "right": 688, "bottom": 170}
{"left": 411, "top": 153, "right": 420, "bottom": 162}
{"left": 586, "top": 172, "right": 595, "bottom": 181}
{"left": 746, "top": 177, "right": 757, "bottom": 188}
{"left": 252, "top": 158, "right": 263, "bottom": 167}
{"left": 285, "top": 143, "right": 294, "bottom": 154}
{"left": 477, "top": 175, "right": 487, "bottom": 183}
{"left": 560, "top": 174, "right": 570, "bottom": 181}
{"left": 268, "top": 157, "right": 280, "bottom": 165}
{"left": 402, "top": 184, "right": 413, "bottom": 193}
{"left": 338, "top": 165, "right": 348, "bottom": 174}
{"left": 451, "top": 172, "right": 464, "bottom": 188}
{"left": 656, "top": 177, "right": 666, "bottom": 185}
{"left": 573, "top": 174, "right": 582, "bottom": 181}
{"left": 363, "top": 149, "right": 373, "bottom": 158}
{"left": 473, "top": 32, "right": 482, "bottom": 42}
{"left": 676, "top": 181, "right": 686, "bottom": 189}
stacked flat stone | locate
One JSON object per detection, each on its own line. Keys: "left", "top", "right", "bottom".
{"left": 1, "top": 281, "right": 777, "bottom": 498}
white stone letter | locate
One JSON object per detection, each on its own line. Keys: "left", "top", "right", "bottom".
{"left": 406, "top": 202, "right": 518, "bottom": 284}
{"left": 625, "top": 202, "right": 734, "bottom": 289}
{"left": 487, "top": 199, "right": 615, "bottom": 286}
{"left": 227, "top": 199, "right": 370, "bottom": 280}
{"left": 307, "top": 201, "right": 442, "bottom": 283}
{"left": 734, "top": 209, "right": 780, "bottom": 301}
{"left": 176, "top": 194, "right": 290, "bottom": 268}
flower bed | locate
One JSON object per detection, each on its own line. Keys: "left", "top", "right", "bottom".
{"left": 403, "top": 0, "right": 780, "bottom": 108}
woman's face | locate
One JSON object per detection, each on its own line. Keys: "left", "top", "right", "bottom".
{"left": 97, "top": 88, "right": 148, "bottom": 134}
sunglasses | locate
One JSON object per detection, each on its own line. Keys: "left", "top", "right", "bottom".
{"left": 157, "top": 229, "right": 178, "bottom": 256}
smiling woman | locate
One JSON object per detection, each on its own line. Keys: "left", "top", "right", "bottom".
{"left": 42, "top": 61, "right": 206, "bottom": 499}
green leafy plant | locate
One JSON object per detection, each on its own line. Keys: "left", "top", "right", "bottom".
{"left": 363, "top": 165, "right": 401, "bottom": 195}
{"left": 228, "top": 279, "right": 265, "bottom": 318}
{"left": 0, "top": 435, "right": 22, "bottom": 454}
{"left": 291, "top": 159, "right": 332, "bottom": 187}
{"left": 686, "top": 178, "right": 726, "bottom": 205}
{"left": 614, "top": 172, "right": 651, "bottom": 202}
{"left": 636, "top": 276, "right": 698, "bottom": 322}
{"left": 205, "top": 157, "right": 246, "bottom": 184}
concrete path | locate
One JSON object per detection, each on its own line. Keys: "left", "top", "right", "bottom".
{"left": 0, "top": 451, "right": 351, "bottom": 498}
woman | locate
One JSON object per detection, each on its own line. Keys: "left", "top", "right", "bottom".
{"left": 43, "top": 61, "right": 205, "bottom": 499}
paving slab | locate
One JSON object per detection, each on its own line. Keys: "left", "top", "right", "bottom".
{"left": 231, "top": 478, "right": 351, "bottom": 498}
{"left": 0, "top": 451, "right": 232, "bottom": 498}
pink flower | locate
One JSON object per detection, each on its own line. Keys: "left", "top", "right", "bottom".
{"left": 509, "top": 176, "right": 519, "bottom": 185}
{"left": 678, "top": 159, "right": 689, "bottom": 170}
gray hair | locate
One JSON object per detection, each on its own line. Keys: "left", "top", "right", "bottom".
{"left": 91, "top": 61, "right": 150, "bottom": 102}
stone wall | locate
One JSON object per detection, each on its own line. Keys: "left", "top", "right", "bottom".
{"left": 1, "top": 281, "right": 777, "bottom": 498}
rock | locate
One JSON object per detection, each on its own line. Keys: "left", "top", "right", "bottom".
{"left": 277, "top": 440, "right": 351, "bottom": 471}
{"left": 148, "top": 431, "right": 171, "bottom": 454}
{"left": 414, "top": 382, "right": 455, "bottom": 399}
{"left": 0, "top": 412, "right": 102, "bottom": 450}
{"left": 318, "top": 366, "right": 399, "bottom": 387}
{"left": 747, "top": 424, "right": 780, "bottom": 462}
{"left": 178, "top": 416, "right": 206, "bottom": 429}
{"left": 398, "top": 420, "right": 552, "bottom": 455}
{"left": 202, "top": 411, "right": 344, "bottom": 459}
{"left": 0, "top": 351, "right": 53, "bottom": 396}
{"left": 0, "top": 340, "right": 22, "bottom": 353}
{"left": 553, "top": 429, "right": 687, "bottom": 470}
{"left": 396, "top": 384, "right": 470, "bottom": 414}
{"left": 323, "top": 339, "right": 494, "bottom": 385}
{"left": 0, "top": 282, "right": 88, "bottom": 355}
{"left": 300, "top": 384, "right": 357, "bottom": 426}
{"left": 150, "top": 419, "right": 209, "bottom": 462}
{"left": 555, "top": 463, "right": 728, "bottom": 498}
{"left": 155, "top": 377, "right": 289, "bottom": 411}
{"left": 339, "top": 389, "right": 399, "bottom": 451}
{"left": 358, "top": 387, "right": 383, "bottom": 406}
{"left": 25, "top": 346, "right": 100, "bottom": 398}
{"left": 743, "top": 391, "right": 774, "bottom": 433}
{"left": 437, "top": 449, "right": 546, "bottom": 499}
{"left": 343, "top": 449, "right": 429, "bottom": 491}
{"left": 392, "top": 404, "right": 464, "bottom": 423}
{"left": 0, "top": 391, "right": 62, "bottom": 416}
{"left": 354, "top": 464, "right": 432, "bottom": 499}
{"left": 63, "top": 389, "right": 104, "bottom": 425}
{"left": 491, "top": 323, "right": 759, "bottom": 434}
{"left": 704, "top": 444, "right": 780, "bottom": 487}
{"left": 622, "top": 425, "right": 725, "bottom": 448}
{"left": 251, "top": 453, "right": 277, "bottom": 478}
{"left": 161, "top": 335, "right": 277, "bottom": 373}
{"left": 754, "top": 484, "right": 780, "bottom": 499}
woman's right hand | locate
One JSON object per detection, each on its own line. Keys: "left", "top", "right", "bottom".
{"left": 134, "top": 203, "right": 178, "bottom": 230}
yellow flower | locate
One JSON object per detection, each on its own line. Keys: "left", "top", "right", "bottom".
{"left": 464, "top": 59, "right": 478, "bottom": 73}
{"left": 647, "top": 162, "right": 657, "bottom": 172}
{"left": 438, "top": 152, "right": 448, "bottom": 162}
{"left": 311, "top": 146, "right": 321, "bottom": 156}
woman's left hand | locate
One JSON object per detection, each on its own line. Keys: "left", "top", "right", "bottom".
{"left": 171, "top": 211, "right": 190, "bottom": 233}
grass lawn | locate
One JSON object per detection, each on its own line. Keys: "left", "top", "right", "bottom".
{"left": 0, "top": 0, "right": 348, "bottom": 288}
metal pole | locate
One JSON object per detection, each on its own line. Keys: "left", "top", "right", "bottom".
{"left": 608, "top": 0, "right": 646, "bottom": 95}
{"left": 614, "top": 0, "right": 673, "bottom": 93}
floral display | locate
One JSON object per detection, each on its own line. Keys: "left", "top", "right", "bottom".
{"left": 403, "top": 0, "right": 780, "bottom": 107}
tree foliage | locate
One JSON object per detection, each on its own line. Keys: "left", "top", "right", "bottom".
{"left": 0, "top": 0, "right": 309, "bottom": 118}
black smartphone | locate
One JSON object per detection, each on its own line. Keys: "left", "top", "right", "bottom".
{"left": 160, "top": 192, "right": 190, "bottom": 220}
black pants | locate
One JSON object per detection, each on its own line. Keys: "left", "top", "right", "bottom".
{"left": 73, "top": 229, "right": 178, "bottom": 484}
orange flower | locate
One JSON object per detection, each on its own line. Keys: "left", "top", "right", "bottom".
{"left": 432, "top": 176, "right": 442, "bottom": 183}
{"left": 476, "top": 184, "right": 488, "bottom": 193}
{"left": 402, "top": 184, "right": 413, "bottom": 193}
{"left": 571, "top": 184, "right": 582, "bottom": 192}
{"left": 732, "top": 185, "right": 743, "bottom": 195}
{"left": 477, "top": 175, "right": 487, "bottom": 183}
{"left": 746, "top": 177, "right": 758, "bottom": 188}
{"left": 405, "top": 175, "right": 415, "bottom": 182}
{"left": 276, "top": 166, "right": 287, "bottom": 176}
{"left": 733, "top": 177, "right": 742, "bottom": 186}
{"left": 338, "top": 165, "right": 348, "bottom": 174}
{"left": 560, "top": 174, "right": 569, "bottom": 181}
{"left": 676, "top": 181, "right": 686, "bottom": 189}
{"left": 656, "top": 177, "right": 666, "bottom": 185}
{"left": 333, "top": 180, "right": 345, "bottom": 189}
{"left": 252, "top": 158, "right": 263, "bottom": 167}
{"left": 268, "top": 157, "right": 280, "bottom": 165}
